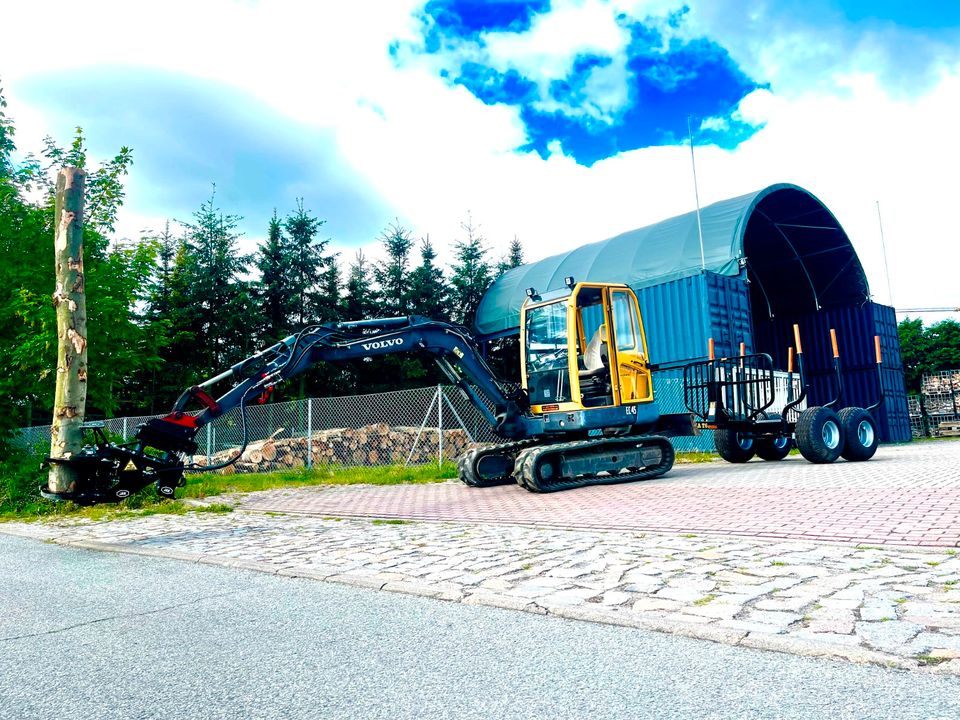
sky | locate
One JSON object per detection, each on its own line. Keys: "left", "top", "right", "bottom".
{"left": 2, "top": 0, "right": 959, "bottom": 322}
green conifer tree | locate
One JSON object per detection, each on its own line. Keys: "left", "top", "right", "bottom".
{"left": 408, "top": 236, "right": 449, "bottom": 321}
{"left": 449, "top": 215, "right": 492, "bottom": 329}
{"left": 373, "top": 222, "right": 413, "bottom": 316}
{"left": 256, "top": 210, "right": 295, "bottom": 340}
{"left": 284, "top": 199, "right": 327, "bottom": 327}
{"left": 496, "top": 235, "right": 524, "bottom": 276}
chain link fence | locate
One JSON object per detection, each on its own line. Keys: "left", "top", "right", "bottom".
{"left": 13, "top": 376, "right": 710, "bottom": 470}
{"left": 14, "top": 385, "right": 491, "bottom": 473}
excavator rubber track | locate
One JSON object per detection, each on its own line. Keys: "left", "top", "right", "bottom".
{"left": 458, "top": 439, "right": 539, "bottom": 487}
{"left": 513, "top": 435, "right": 675, "bottom": 493}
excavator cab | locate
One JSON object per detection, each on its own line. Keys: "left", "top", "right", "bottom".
{"left": 520, "top": 281, "right": 653, "bottom": 416}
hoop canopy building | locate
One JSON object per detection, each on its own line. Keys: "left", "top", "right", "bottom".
{"left": 475, "top": 183, "right": 910, "bottom": 444}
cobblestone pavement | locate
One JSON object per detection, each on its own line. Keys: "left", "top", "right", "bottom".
{"left": 243, "top": 443, "right": 960, "bottom": 547}
{"left": 5, "top": 509, "right": 959, "bottom": 675}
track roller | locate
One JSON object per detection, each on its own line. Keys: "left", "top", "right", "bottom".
{"left": 457, "top": 440, "right": 534, "bottom": 487}
{"left": 514, "top": 435, "right": 675, "bottom": 493}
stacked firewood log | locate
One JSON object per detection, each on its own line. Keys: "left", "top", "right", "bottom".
{"left": 192, "top": 423, "right": 473, "bottom": 474}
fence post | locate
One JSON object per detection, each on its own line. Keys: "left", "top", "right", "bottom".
{"left": 437, "top": 383, "right": 443, "bottom": 467}
{"left": 122, "top": 416, "right": 128, "bottom": 440}
{"left": 405, "top": 388, "right": 439, "bottom": 467}
{"left": 307, "top": 398, "right": 313, "bottom": 470}
{"left": 206, "top": 424, "right": 212, "bottom": 465}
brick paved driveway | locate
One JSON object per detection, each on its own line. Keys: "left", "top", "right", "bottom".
{"left": 242, "top": 442, "right": 960, "bottom": 548}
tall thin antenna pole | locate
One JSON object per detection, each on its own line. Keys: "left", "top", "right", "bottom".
{"left": 876, "top": 200, "right": 893, "bottom": 306}
{"left": 688, "top": 114, "right": 705, "bottom": 270}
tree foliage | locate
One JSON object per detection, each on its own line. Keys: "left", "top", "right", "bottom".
{"left": 449, "top": 215, "right": 492, "bottom": 329}
{"left": 0, "top": 90, "right": 160, "bottom": 439}
{"left": 408, "top": 237, "right": 448, "bottom": 321}
{"left": 898, "top": 318, "right": 960, "bottom": 393}
{"left": 373, "top": 223, "right": 414, "bottom": 317}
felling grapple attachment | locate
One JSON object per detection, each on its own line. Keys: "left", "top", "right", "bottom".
{"left": 40, "top": 418, "right": 194, "bottom": 505}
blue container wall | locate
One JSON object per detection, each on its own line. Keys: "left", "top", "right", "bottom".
{"left": 636, "top": 272, "right": 753, "bottom": 452}
{"left": 634, "top": 271, "right": 753, "bottom": 365}
{"left": 751, "top": 302, "right": 910, "bottom": 442}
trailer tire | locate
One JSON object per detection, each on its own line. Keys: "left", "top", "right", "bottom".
{"left": 795, "top": 406, "right": 844, "bottom": 464}
{"left": 714, "top": 429, "right": 756, "bottom": 463}
{"left": 755, "top": 414, "right": 792, "bottom": 461}
{"left": 838, "top": 407, "right": 879, "bottom": 461}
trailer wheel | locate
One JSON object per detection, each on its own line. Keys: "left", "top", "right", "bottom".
{"left": 795, "top": 406, "right": 844, "bottom": 463}
{"left": 838, "top": 407, "right": 879, "bottom": 461}
{"left": 714, "top": 429, "right": 756, "bottom": 463}
{"left": 755, "top": 414, "right": 792, "bottom": 461}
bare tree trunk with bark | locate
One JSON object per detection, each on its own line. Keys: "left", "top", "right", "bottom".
{"left": 48, "top": 168, "right": 87, "bottom": 495}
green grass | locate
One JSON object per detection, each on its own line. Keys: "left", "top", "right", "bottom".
{"left": 693, "top": 594, "right": 717, "bottom": 606}
{"left": 371, "top": 519, "right": 411, "bottom": 526}
{"left": 180, "top": 461, "right": 457, "bottom": 499}
{"left": 915, "top": 654, "right": 952, "bottom": 666}
{"left": 675, "top": 451, "right": 718, "bottom": 464}
{"left": 1, "top": 456, "right": 457, "bottom": 522}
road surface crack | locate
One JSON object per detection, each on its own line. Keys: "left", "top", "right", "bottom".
{"left": 0, "top": 591, "right": 236, "bottom": 643}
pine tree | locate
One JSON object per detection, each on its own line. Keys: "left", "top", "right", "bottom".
{"left": 449, "top": 215, "right": 492, "bottom": 329}
{"left": 407, "top": 236, "right": 449, "bottom": 321}
{"left": 178, "top": 187, "right": 254, "bottom": 372}
{"left": 284, "top": 199, "right": 327, "bottom": 327}
{"left": 317, "top": 255, "right": 342, "bottom": 323}
{"left": 146, "top": 221, "right": 178, "bottom": 321}
{"left": 372, "top": 222, "right": 414, "bottom": 316}
{"left": 255, "top": 210, "right": 295, "bottom": 340}
{"left": 496, "top": 235, "right": 524, "bottom": 276}
{"left": 342, "top": 250, "right": 376, "bottom": 320}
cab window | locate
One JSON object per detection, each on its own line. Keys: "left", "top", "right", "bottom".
{"left": 611, "top": 291, "right": 639, "bottom": 352}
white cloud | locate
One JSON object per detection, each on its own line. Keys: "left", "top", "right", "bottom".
{"left": 482, "top": 0, "right": 628, "bottom": 80}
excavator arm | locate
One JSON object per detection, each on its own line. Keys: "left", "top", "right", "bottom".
{"left": 42, "top": 317, "right": 534, "bottom": 505}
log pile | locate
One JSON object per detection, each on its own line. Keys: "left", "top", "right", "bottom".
{"left": 193, "top": 423, "right": 473, "bottom": 474}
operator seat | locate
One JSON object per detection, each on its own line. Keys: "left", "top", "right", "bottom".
{"left": 579, "top": 324, "right": 611, "bottom": 405}
{"left": 583, "top": 324, "right": 609, "bottom": 371}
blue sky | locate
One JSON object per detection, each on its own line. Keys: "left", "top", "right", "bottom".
{"left": 1, "top": 0, "right": 959, "bottom": 317}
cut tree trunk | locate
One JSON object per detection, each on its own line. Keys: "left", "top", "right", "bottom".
{"left": 47, "top": 168, "right": 87, "bottom": 495}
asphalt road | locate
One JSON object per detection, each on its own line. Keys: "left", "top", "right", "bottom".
{"left": 2, "top": 535, "right": 959, "bottom": 720}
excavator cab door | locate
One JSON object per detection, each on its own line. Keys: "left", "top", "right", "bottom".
{"left": 607, "top": 288, "right": 653, "bottom": 404}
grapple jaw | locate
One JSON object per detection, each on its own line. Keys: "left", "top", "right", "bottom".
{"left": 41, "top": 418, "right": 198, "bottom": 506}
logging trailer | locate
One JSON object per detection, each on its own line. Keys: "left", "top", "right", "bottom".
{"left": 683, "top": 324, "right": 886, "bottom": 464}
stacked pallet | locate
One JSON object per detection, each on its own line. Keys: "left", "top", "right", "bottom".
{"left": 921, "top": 370, "right": 960, "bottom": 429}
{"left": 938, "top": 420, "right": 960, "bottom": 437}
{"left": 193, "top": 423, "right": 473, "bottom": 474}
{"left": 922, "top": 371, "right": 960, "bottom": 395}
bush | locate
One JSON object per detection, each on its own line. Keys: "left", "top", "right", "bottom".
{"left": 0, "top": 447, "right": 54, "bottom": 517}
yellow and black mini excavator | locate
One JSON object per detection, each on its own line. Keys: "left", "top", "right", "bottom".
{"left": 42, "top": 280, "right": 694, "bottom": 505}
